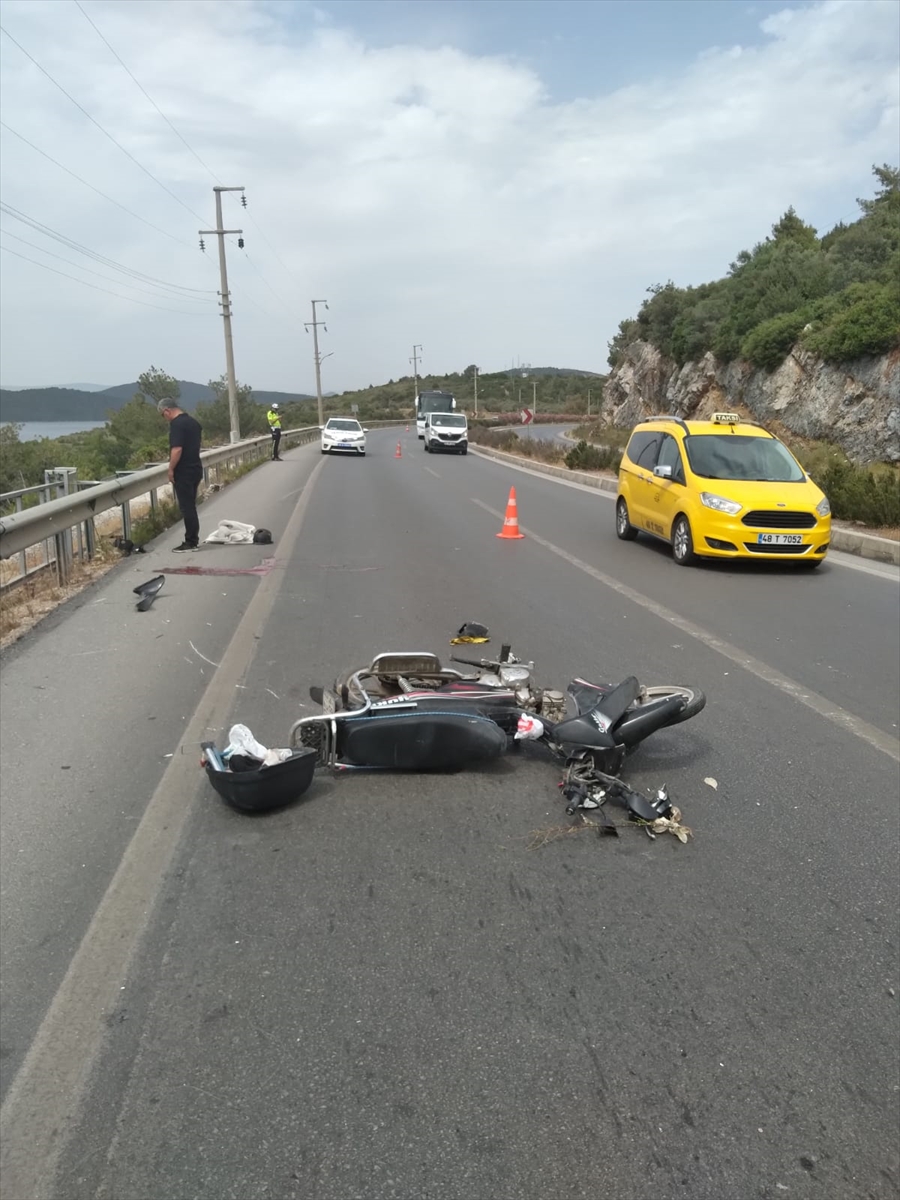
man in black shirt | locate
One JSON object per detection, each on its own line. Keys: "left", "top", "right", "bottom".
{"left": 158, "top": 399, "right": 204, "bottom": 551}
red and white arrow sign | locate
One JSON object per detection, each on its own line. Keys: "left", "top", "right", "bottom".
{"left": 520, "top": 408, "right": 534, "bottom": 425}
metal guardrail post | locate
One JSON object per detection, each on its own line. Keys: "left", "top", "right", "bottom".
{"left": 15, "top": 495, "right": 26, "bottom": 579}
{"left": 2, "top": 424, "right": 398, "bottom": 569}
{"left": 41, "top": 484, "right": 56, "bottom": 578}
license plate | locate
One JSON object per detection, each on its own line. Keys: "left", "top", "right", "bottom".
{"left": 757, "top": 533, "right": 805, "bottom": 545}
{"left": 337, "top": 443, "right": 352, "bottom": 449}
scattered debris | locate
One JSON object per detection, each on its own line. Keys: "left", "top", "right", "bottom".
{"left": 451, "top": 621, "right": 490, "bottom": 645}
{"left": 113, "top": 536, "right": 146, "bottom": 556}
{"left": 704, "top": 777, "right": 718, "bottom": 790}
{"left": 133, "top": 575, "right": 165, "bottom": 612}
{"left": 188, "top": 640, "right": 220, "bottom": 668}
{"left": 648, "top": 813, "right": 693, "bottom": 843}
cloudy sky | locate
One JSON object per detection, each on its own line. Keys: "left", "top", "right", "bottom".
{"left": 0, "top": 0, "right": 897, "bottom": 393}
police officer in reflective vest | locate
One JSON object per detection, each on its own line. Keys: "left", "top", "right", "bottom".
{"left": 267, "top": 403, "right": 282, "bottom": 460}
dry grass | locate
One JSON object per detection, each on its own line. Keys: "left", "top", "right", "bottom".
{"left": 0, "top": 485, "right": 183, "bottom": 650}
{"left": 0, "top": 542, "right": 119, "bottom": 649}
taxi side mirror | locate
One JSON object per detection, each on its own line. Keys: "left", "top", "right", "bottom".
{"left": 653, "top": 464, "right": 673, "bottom": 479}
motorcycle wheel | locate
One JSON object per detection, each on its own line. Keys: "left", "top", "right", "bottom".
{"left": 634, "top": 684, "right": 706, "bottom": 725}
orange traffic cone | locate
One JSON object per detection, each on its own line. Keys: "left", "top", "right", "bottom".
{"left": 496, "top": 486, "right": 524, "bottom": 539}
{"left": 405, "top": 424, "right": 410, "bottom": 432}
{"left": 395, "top": 441, "right": 402, "bottom": 458}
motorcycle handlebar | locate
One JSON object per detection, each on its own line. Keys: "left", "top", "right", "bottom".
{"left": 450, "top": 654, "right": 496, "bottom": 669}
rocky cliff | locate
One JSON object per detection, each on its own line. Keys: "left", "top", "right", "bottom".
{"left": 603, "top": 341, "right": 900, "bottom": 464}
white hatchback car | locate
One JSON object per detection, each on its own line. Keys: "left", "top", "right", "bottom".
{"left": 321, "top": 417, "right": 367, "bottom": 456}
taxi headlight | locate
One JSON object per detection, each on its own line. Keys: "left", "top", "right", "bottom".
{"left": 700, "top": 492, "right": 742, "bottom": 516}
{"left": 816, "top": 497, "right": 831, "bottom": 517}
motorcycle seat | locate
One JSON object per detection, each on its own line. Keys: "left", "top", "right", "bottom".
{"left": 550, "top": 676, "right": 640, "bottom": 748}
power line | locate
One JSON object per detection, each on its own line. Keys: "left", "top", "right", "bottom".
{"left": 69, "top": 2, "right": 307, "bottom": 313}
{"left": 227, "top": 190, "right": 304, "bottom": 292}
{"left": 237, "top": 247, "right": 303, "bottom": 319}
{"left": 72, "top": 0, "right": 223, "bottom": 186}
{"left": 0, "top": 120, "right": 196, "bottom": 249}
{"left": 0, "top": 202, "right": 216, "bottom": 294}
{"left": 0, "top": 23, "right": 208, "bottom": 226}
{"left": 0, "top": 228, "right": 214, "bottom": 305}
{"left": 62, "top": 4, "right": 308, "bottom": 325}
{"left": 0, "top": 244, "right": 212, "bottom": 314}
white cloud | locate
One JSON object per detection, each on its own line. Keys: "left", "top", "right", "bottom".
{"left": 0, "top": 0, "right": 897, "bottom": 392}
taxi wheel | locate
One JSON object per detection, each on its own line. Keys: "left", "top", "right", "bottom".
{"left": 615, "top": 498, "right": 638, "bottom": 541}
{"left": 672, "top": 515, "right": 697, "bottom": 566}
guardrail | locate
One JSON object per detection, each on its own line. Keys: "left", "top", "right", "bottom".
{"left": 0, "top": 424, "right": 335, "bottom": 586}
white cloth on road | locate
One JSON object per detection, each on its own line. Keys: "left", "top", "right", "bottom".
{"left": 204, "top": 519, "right": 257, "bottom": 544}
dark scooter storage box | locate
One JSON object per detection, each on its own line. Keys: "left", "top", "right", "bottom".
{"left": 341, "top": 710, "right": 507, "bottom": 770}
{"left": 204, "top": 746, "right": 317, "bottom": 813}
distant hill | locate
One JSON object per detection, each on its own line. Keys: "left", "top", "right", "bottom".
{"left": 0, "top": 381, "right": 110, "bottom": 392}
{"left": 0, "top": 381, "right": 316, "bottom": 422}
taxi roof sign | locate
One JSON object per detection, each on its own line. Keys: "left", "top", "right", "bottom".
{"left": 711, "top": 412, "right": 741, "bottom": 425}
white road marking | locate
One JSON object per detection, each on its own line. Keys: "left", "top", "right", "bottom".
{"left": 0, "top": 461, "right": 329, "bottom": 1199}
{"left": 472, "top": 498, "right": 899, "bottom": 763}
{"left": 423, "top": 466, "right": 441, "bottom": 478}
{"left": 469, "top": 447, "right": 899, "bottom": 581}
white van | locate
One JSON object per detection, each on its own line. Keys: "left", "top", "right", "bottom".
{"left": 423, "top": 411, "right": 468, "bottom": 455}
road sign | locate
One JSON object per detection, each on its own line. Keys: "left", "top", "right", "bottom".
{"left": 350, "top": 404, "right": 359, "bottom": 413}
{"left": 520, "top": 408, "right": 534, "bottom": 425}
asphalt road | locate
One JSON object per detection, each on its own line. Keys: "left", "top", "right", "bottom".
{"left": 1, "top": 428, "right": 898, "bottom": 1200}
{"left": 504, "top": 421, "right": 577, "bottom": 445}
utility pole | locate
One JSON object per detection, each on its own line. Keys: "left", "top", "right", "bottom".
{"left": 587, "top": 389, "right": 591, "bottom": 417}
{"left": 473, "top": 366, "right": 479, "bottom": 417}
{"left": 532, "top": 380, "right": 537, "bottom": 418}
{"left": 304, "top": 300, "right": 329, "bottom": 426}
{"left": 199, "top": 185, "right": 245, "bottom": 443}
{"left": 410, "top": 344, "right": 422, "bottom": 405}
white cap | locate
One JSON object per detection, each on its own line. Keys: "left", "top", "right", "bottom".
{"left": 271, "top": 403, "right": 279, "bottom": 409}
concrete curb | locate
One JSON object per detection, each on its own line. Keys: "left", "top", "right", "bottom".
{"left": 470, "top": 443, "right": 900, "bottom": 566}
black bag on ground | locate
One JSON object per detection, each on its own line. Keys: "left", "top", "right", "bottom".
{"left": 253, "top": 528, "right": 273, "bottom": 544}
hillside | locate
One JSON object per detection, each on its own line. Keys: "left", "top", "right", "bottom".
{"left": 0, "top": 381, "right": 316, "bottom": 422}
{"left": 607, "top": 164, "right": 900, "bottom": 373}
{"left": 0, "top": 367, "right": 602, "bottom": 425}
{"left": 321, "top": 367, "right": 606, "bottom": 421}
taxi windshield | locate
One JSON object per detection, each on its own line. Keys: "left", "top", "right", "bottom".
{"left": 684, "top": 434, "right": 805, "bottom": 482}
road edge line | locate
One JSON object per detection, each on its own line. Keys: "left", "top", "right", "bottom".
{"left": 0, "top": 460, "right": 327, "bottom": 1200}
{"left": 472, "top": 497, "right": 900, "bottom": 764}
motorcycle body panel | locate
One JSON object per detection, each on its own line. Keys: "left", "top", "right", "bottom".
{"left": 613, "top": 694, "right": 688, "bottom": 746}
{"left": 370, "top": 687, "right": 522, "bottom": 734}
{"left": 338, "top": 710, "right": 508, "bottom": 769}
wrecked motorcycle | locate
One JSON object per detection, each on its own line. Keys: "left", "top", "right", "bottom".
{"left": 288, "top": 646, "right": 705, "bottom": 808}
{"left": 444, "top": 645, "right": 705, "bottom": 776}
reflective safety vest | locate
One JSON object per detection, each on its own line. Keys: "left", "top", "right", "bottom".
{"left": 267, "top": 409, "right": 282, "bottom": 430}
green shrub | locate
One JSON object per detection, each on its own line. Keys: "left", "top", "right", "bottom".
{"left": 741, "top": 310, "right": 810, "bottom": 371}
{"left": 608, "top": 165, "right": 900, "bottom": 369}
{"left": 564, "top": 439, "right": 622, "bottom": 472}
{"left": 802, "top": 282, "right": 900, "bottom": 362}
{"left": 818, "top": 460, "right": 900, "bottom": 526}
